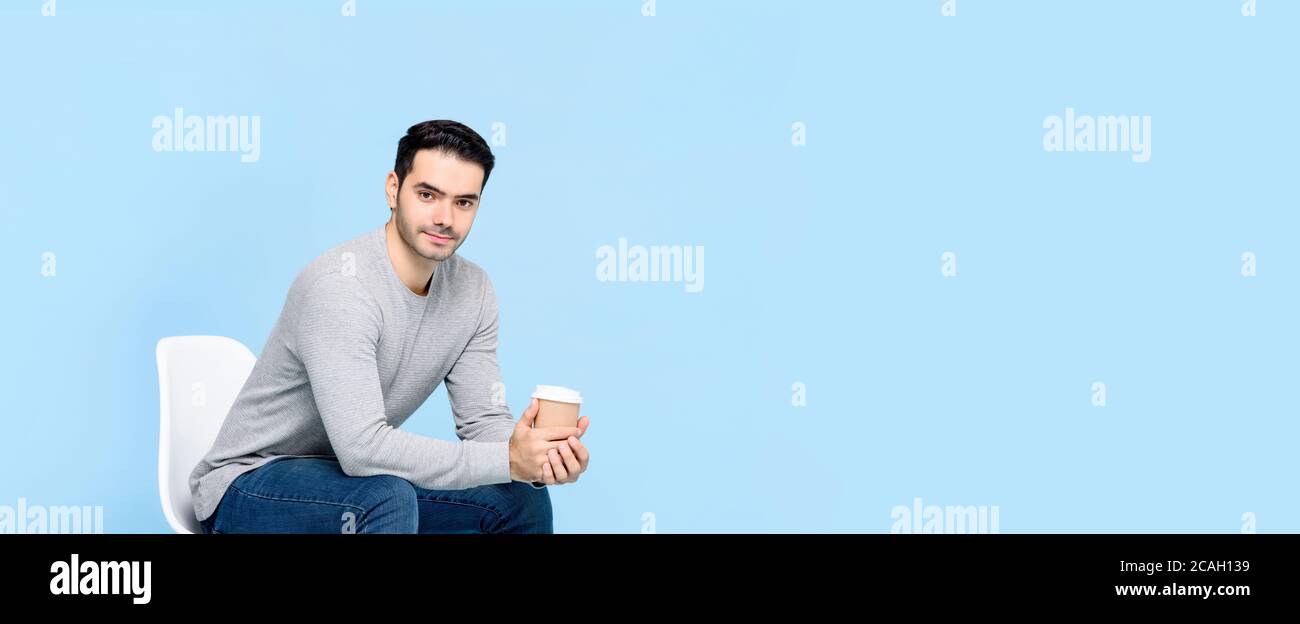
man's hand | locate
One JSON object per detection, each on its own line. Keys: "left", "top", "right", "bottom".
{"left": 541, "top": 415, "right": 590, "bottom": 485}
{"left": 509, "top": 398, "right": 583, "bottom": 483}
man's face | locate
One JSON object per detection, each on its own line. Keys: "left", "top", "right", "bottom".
{"left": 387, "top": 149, "right": 485, "bottom": 262}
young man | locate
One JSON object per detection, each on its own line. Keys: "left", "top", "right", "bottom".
{"left": 189, "top": 120, "right": 590, "bottom": 534}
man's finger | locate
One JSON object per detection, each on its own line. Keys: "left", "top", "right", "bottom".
{"left": 556, "top": 441, "right": 582, "bottom": 480}
{"left": 558, "top": 440, "right": 582, "bottom": 478}
{"left": 541, "top": 459, "right": 557, "bottom": 485}
{"left": 518, "top": 398, "right": 539, "bottom": 428}
{"left": 534, "top": 426, "right": 583, "bottom": 441}
{"left": 576, "top": 416, "right": 590, "bottom": 436}
{"left": 568, "top": 436, "right": 589, "bottom": 470}
{"left": 548, "top": 448, "right": 569, "bottom": 482}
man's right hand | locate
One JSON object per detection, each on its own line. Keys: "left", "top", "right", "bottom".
{"left": 508, "top": 398, "right": 583, "bottom": 483}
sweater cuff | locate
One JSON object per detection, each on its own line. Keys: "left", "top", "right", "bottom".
{"left": 462, "top": 440, "right": 512, "bottom": 488}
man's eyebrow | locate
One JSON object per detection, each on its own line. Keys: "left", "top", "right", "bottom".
{"left": 411, "top": 181, "right": 479, "bottom": 201}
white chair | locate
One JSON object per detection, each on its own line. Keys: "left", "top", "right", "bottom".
{"left": 156, "top": 336, "right": 256, "bottom": 534}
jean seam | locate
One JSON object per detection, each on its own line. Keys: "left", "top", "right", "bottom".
{"left": 228, "top": 481, "right": 368, "bottom": 514}
{"left": 414, "top": 495, "right": 504, "bottom": 527}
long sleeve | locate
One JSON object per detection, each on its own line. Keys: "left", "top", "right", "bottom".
{"left": 445, "top": 276, "right": 546, "bottom": 489}
{"left": 293, "top": 273, "right": 511, "bottom": 490}
{"left": 446, "top": 276, "right": 517, "bottom": 444}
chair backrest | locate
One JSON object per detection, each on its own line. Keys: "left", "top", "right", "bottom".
{"left": 155, "top": 336, "right": 256, "bottom": 534}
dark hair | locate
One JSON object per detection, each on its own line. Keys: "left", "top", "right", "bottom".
{"left": 393, "top": 120, "right": 495, "bottom": 192}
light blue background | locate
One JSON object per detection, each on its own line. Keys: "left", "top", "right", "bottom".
{"left": 1, "top": 0, "right": 1295, "bottom": 532}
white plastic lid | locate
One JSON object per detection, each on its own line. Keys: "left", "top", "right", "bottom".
{"left": 532, "top": 385, "right": 583, "bottom": 404}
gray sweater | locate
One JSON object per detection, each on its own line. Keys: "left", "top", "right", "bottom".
{"left": 189, "top": 224, "right": 520, "bottom": 522}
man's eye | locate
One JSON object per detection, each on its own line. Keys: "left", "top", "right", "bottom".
{"left": 419, "top": 192, "right": 433, "bottom": 200}
{"left": 458, "top": 200, "right": 472, "bottom": 208}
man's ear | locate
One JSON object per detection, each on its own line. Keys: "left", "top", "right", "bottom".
{"left": 385, "top": 171, "right": 399, "bottom": 210}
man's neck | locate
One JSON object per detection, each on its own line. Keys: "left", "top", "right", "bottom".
{"left": 384, "top": 219, "right": 438, "bottom": 296}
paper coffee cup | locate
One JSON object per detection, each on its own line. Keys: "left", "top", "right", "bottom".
{"left": 532, "top": 385, "right": 582, "bottom": 429}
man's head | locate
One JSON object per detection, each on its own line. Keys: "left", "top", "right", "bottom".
{"left": 386, "top": 120, "right": 495, "bottom": 262}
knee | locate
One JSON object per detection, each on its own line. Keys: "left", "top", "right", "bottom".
{"left": 494, "top": 482, "right": 553, "bottom": 534}
{"left": 355, "top": 475, "right": 418, "bottom": 534}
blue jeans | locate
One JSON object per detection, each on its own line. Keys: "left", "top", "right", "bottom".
{"left": 200, "top": 457, "right": 553, "bottom": 534}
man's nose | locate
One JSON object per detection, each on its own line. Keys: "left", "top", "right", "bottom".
{"left": 430, "top": 198, "right": 452, "bottom": 227}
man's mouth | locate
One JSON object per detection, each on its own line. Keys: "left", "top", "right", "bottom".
{"left": 423, "top": 232, "right": 453, "bottom": 245}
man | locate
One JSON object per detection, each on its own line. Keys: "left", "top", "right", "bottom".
{"left": 189, "top": 120, "right": 590, "bottom": 533}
